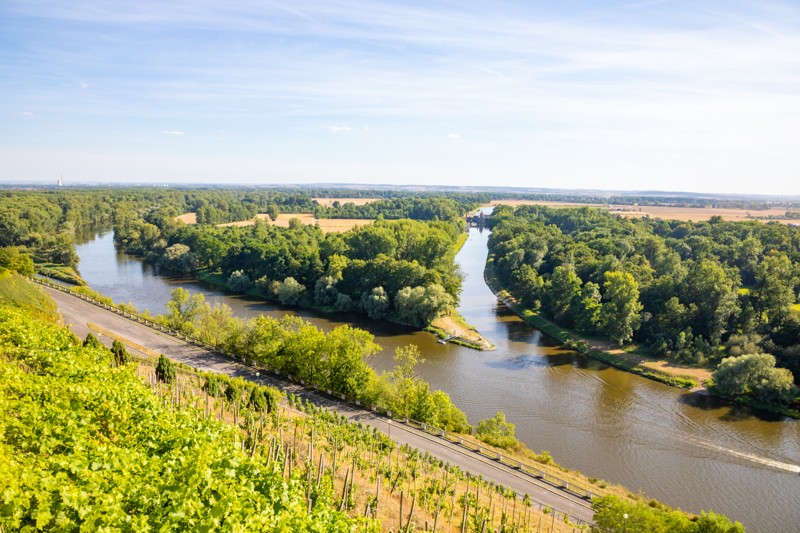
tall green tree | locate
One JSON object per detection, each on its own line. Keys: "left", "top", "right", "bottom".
{"left": 600, "top": 271, "right": 643, "bottom": 346}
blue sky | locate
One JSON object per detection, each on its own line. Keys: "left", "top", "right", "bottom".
{"left": 2, "top": 1, "right": 799, "bottom": 195}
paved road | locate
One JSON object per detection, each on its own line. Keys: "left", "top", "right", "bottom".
{"left": 46, "top": 287, "right": 595, "bottom": 524}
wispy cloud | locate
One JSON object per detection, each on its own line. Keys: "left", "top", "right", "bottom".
{"left": 2, "top": 1, "right": 800, "bottom": 193}
{"left": 18, "top": 111, "right": 34, "bottom": 117}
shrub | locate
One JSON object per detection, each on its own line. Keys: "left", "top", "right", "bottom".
{"left": 155, "top": 354, "right": 176, "bottom": 384}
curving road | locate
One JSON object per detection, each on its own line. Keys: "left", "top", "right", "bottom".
{"left": 45, "top": 286, "right": 594, "bottom": 524}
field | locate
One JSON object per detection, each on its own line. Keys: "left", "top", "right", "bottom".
{"left": 488, "top": 200, "right": 796, "bottom": 223}
{"left": 175, "top": 212, "right": 197, "bottom": 224}
{"left": 312, "top": 197, "right": 379, "bottom": 207}
{"left": 219, "top": 213, "right": 375, "bottom": 232}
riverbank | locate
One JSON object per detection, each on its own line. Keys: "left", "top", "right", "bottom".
{"left": 484, "top": 256, "right": 800, "bottom": 419}
{"left": 483, "top": 255, "right": 704, "bottom": 390}
{"left": 196, "top": 269, "right": 494, "bottom": 350}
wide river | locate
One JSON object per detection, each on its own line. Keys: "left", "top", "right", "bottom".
{"left": 75, "top": 226, "right": 799, "bottom": 532}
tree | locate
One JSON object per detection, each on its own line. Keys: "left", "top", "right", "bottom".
{"left": 752, "top": 253, "right": 795, "bottom": 322}
{"left": 226, "top": 270, "right": 252, "bottom": 292}
{"left": 388, "top": 345, "right": 424, "bottom": 418}
{"left": 476, "top": 411, "right": 517, "bottom": 450}
{"left": 155, "top": 354, "right": 176, "bottom": 384}
{"left": 573, "top": 281, "right": 602, "bottom": 335}
{"left": 83, "top": 332, "right": 103, "bottom": 349}
{"left": 712, "top": 353, "right": 797, "bottom": 406}
{"left": 277, "top": 277, "right": 305, "bottom": 305}
{"left": 314, "top": 275, "right": 339, "bottom": 306}
{"left": 600, "top": 271, "right": 643, "bottom": 345}
{"left": 546, "top": 264, "right": 581, "bottom": 326}
{"left": 361, "top": 286, "right": 390, "bottom": 319}
{"left": 194, "top": 302, "right": 235, "bottom": 347}
{"left": 159, "top": 243, "right": 196, "bottom": 273}
{"left": 684, "top": 259, "right": 739, "bottom": 346}
{"left": 111, "top": 339, "right": 131, "bottom": 365}
{"left": 394, "top": 284, "right": 453, "bottom": 327}
{"left": 165, "top": 287, "right": 205, "bottom": 333}
{"left": 0, "top": 246, "right": 34, "bottom": 275}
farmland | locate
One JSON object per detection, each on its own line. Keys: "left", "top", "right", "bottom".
{"left": 218, "top": 213, "right": 375, "bottom": 232}
{"left": 487, "top": 200, "right": 797, "bottom": 224}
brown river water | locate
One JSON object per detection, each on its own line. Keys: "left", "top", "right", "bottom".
{"left": 74, "top": 226, "right": 800, "bottom": 532}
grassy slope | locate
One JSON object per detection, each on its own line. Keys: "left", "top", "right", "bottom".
{"left": 0, "top": 269, "right": 59, "bottom": 321}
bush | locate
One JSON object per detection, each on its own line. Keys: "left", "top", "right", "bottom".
{"left": 226, "top": 270, "right": 252, "bottom": 293}
{"left": 277, "top": 277, "right": 305, "bottom": 305}
{"left": 155, "top": 354, "right": 176, "bottom": 384}
{"left": 111, "top": 339, "right": 131, "bottom": 365}
{"left": 83, "top": 332, "right": 103, "bottom": 349}
{"left": 476, "top": 410, "right": 518, "bottom": 450}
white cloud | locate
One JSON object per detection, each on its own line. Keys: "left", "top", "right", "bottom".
{"left": 80, "top": 82, "right": 89, "bottom": 89}
{"left": 162, "top": 130, "right": 185, "bottom": 135}
{"left": 448, "top": 133, "right": 461, "bottom": 140}
{"left": 327, "top": 125, "right": 352, "bottom": 133}
{"left": 19, "top": 111, "right": 34, "bottom": 117}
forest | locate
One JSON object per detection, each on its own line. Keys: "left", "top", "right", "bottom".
{"left": 0, "top": 188, "right": 482, "bottom": 328}
{"left": 487, "top": 204, "right": 800, "bottom": 408}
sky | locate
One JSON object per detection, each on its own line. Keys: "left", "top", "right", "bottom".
{"left": 1, "top": 1, "right": 800, "bottom": 195}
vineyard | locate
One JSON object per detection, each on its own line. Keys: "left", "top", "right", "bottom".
{"left": 0, "top": 301, "right": 586, "bottom": 532}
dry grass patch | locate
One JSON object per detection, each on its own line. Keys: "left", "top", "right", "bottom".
{"left": 313, "top": 197, "right": 380, "bottom": 207}
{"left": 218, "top": 213, "right": 374, "bottom": 233}
{"left": 485, "top": 200, "right": 797, "bottom": 224}
{"left": 175, "top": 212, "right": 197, "bottom": 224}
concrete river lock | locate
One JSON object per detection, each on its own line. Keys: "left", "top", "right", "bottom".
{"left": 73, "top": 225, "right": 800, "bottom": 532}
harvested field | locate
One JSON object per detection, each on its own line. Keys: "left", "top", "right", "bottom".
{"left": 175, "top": 212, "right": 197, "bottom": 224}
{"left": 486, "top": 200, "right": 796, "bottom": 223}
{"left": 312, "top": 197, "right": 379, "bottom": 207}
{"left": 218, "top": 213, "right": 374, "bottom": 233}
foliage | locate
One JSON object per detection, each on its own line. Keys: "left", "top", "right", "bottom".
{"left": 158, "top": 243, "right": 196, "bottom": 273}
{"left": 277, "top": 277, "right": 305, "bottom": 305}
{"left": 0, "top": 246, "right": 34, "bottom": 275}
{"left": 111, "top": 339, "right": 131, "bottom": 365}
{"left": 712, "top": 353, "right": 797, "bottom": 405}
{"left": 0, "top": 304, "right": 363, "bottom": 531}
{"left": 394, "top": 284, "right": 453, "bottom": 328}
{"left": 83, "top": 332, "right": 103, "bottom": 349}
{"left": 226, "top": 269, "right": 252, "bottom": 292}
{"left": 487, "top": 204, "right": 800, "bottom": 384}
{"left": 475, "top": 411, "right": 518, "bottom": 450}
{"left": 592, "top": 495, "right": 746, "bottom": 532}
{"left": 155, "top": 354, "right": 176, "bottom": 384}
{"left": 165, "top": 288, "right": 206, "bottom": 334}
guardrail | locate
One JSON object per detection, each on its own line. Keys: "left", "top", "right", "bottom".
{"left": 30, "top": 275, "right": 594, "bottom": 524}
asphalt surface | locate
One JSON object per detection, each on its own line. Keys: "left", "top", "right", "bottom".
{"left": 46, "top": 286, "right": 595, "bottom": 524}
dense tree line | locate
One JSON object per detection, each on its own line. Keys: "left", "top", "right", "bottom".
{"left": 161, "top": 288, "right": 470, "bottom": 432}
{"left": 488, "top": 205, "right": 800, "bottom": 403}
{"left": 315, "top": 195, "right": 483, "bottom": 220}
{"left": 125, "top": 214, "right": 466, "bottom": 328}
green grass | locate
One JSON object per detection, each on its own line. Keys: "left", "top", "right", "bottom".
{"left": 35, "top": 263, "right": 86, "bottom": 285}
{"left": 0, "top": 269, "right": 59, "bottom": 321}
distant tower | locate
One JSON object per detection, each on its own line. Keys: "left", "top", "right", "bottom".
{"left": 58, "top": 174, "right": 63, "bottom": 187}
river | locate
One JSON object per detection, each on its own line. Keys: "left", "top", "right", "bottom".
{"left": 74, "top": 226, "right": 800, "bottom": 532}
